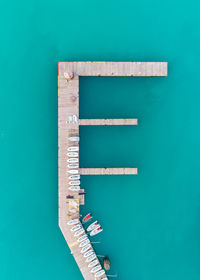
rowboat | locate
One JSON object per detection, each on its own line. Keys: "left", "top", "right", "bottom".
{"left": 90, "top": 227, "right": 103, "bottom": 236}
{"left": 82, "top": 213, "right": 93, "bottom": 223}
{"left": 81, "top": 244, "right": 92, "bottom": 254}
{"left": 71, "top": 224, "right": 82, "bottom": 232}
{"left": 88, "top": 259, "right": 98, "bottom": 268}
{"left": 79, "top": 239, "right": 90, "bottom": 248}
{"left": 90, "top": 265, "right": 101, "bottom": 273}
{"left": 68, "top": 180, "right": 80, "bottom": 185}
{"left": 67, "top": 158, "right": 79, "bottom": 163}
{"left": 87, "top": 221, "right": 99, "bottom": 232}
{"left": 68, "top": 136, "right": 79, "bottom": 142}
{"left": 85, "top": 253, "right": 96, "bottom": 263}
{"left": 67, "top": 152, "right": 78, "bottom": 157}
{"left": 68, "top": 186, "right": 80, "bottom": 191}
{"left": 67, "top": 169, "right": 79, "bottom": 174}
{"left": 68, "top": 164, "right": 79, "bottom": 169}
{"left": 67, "top": 219, "right": 79, "bottom": 225}
{"left": 77, "top": 234, "right": 88, "bottom": 243}
{"left": 83, "top": 249, "right": 94, "bottom": 258}
{"left": 69, "top": 174, "right": 80, "bottom": 180}
{"left": 74, "top": 229, "right": 84, "bottom": 237}
{"left": 68, "top": 146, "right": 79, "bottom": 152}
{"left": 95, "top": 270, "right": 106, "bottom": 278}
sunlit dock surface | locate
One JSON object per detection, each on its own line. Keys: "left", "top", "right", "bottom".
{"left": 58, "top": 61, "right": 168, "bottom": 279}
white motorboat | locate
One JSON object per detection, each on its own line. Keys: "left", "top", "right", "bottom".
{"left": 87, "top": 221, "right": 99, "bottom": 232}
{"left": 74, "top": 229, "right": 84, "bottom": 237}
{"left": 79, "top": 239, "right": 90, "bottom": 248}
{"left": 83, "top": 249, "right": 94, "bottom": 258}
{"left": 90, "top": 227, "right": 103, "bottom": 236}
{"left": 69, "top": 174, "right": 80, "bottom": 180}
{"left": 68, "top": 186, "right": 80, "bottom": 191}
{"left": 67, "top": 152, "right": 78, "bottom": 157}
{"left": 68, "top": 136, "right": 80, "bottom": 142}
{"left": 101, "top": 277, "right": 108, "bottom": 280}
{"left": 68, "top": 163, "right": 79, "bottom": 169}
{"left": 67, "top": 219, "right": 79, "bottom": 225}
{"left": 85, "top": 253, "right": 96, "bottom": 263}
{"left": 68, "top": 146, "right": 79, "bottom": 152}
{"left": 95, "top": 270, "right": 106, "bottom": 278}
{"left": 88, "top": 259, "right": 98, "bottom": 268}
{"left": 71, "top": 224, "right": 82, "bottom": 232}
{"left": 67, "top": 169, "right": 79, "bottom": 174}
{"left": 67, "top": 158, "right": 79, "bottom": 163}
{"left": 81, "top": 244, "right": 92, "bottom": 254}
{"left": 68, "top": 180, "right": 80, "bottom": 186}
{"left": 90, "top": 265, "right": 101, "bottom": 273}
{"left": 77, "top": 234, "right": 88, "bottom": 243}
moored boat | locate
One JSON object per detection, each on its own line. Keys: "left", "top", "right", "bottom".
{"left": 68, "top": 163, "right": 79, "bottom": 169}
{"left": 87, "top": 221, "right": 99, "bottom": 232}
{"left": 67, "top": 219, "right": 79, "bottom": 225}
{"left": 74, "top": 229, "right": 84, "bottom": 237}
{"left": 77, "top": 234, "right": 88, "bottom": 243}
{"left": 68, "top": 186, "right": 80, "bottom": 191}
{"left": 85, "top": 253, "right": 96, "bottom": 263}
{"left": 81, "top": 244, "right": 92, "bottom": 254}
{"left": 67, "top": 169, "right": 79, "bottom": 174}
{"left": 95, "top": 270, "right": 106, "bottom": 278}
{"left": 67, "top": 158, "right": 79, "bottom": 163}
{"left": 69, "top": 174, "right": 80, "bottom": 180}
{"left": 90, "top": 265, "right": 101, "bottom": 273}
{"left": 68, "top": 180, "right": 80, "bottom": 185}
{"left": 90, "top": 227, "right": 103, "bottom": 236}
{"left": 71, "top": 224, "right": 82, "bottom": 232}
{"left": 79, "top": 239, "right": 90, "bottom": 248}
{"left": 103, "top": 257, "right": 110, "bottom": 270}
{"left": 68, "top": 136, "right": 79, "bottom": 142}
{"left": 82, "top": 213, "right": 93, "bottom": 223}
{"left": 67, "top": 152, "right": 78, "bottom": 157}
{"left": 88, "top": 259, "right": 98, "bottom": 268}
{"left": 83, "top": 249, "right": 94, "bottom": 258}
{"left": 68, "top": 146, "right": 79, "bottom": 152}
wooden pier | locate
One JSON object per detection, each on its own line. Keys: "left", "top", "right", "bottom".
{"left": 58, "top": 61, "right": 168, "bottom": 280}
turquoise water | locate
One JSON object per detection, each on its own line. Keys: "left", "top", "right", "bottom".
{"left": 1, "top": 1, "right": 200, "bottom": 279}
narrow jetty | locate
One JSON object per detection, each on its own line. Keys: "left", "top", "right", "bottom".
{"left": 58, "top": 61, "right": 168, "bottom": 280}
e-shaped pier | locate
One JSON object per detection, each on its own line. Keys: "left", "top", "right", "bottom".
{"left": 58, "top": 61, "right": 168, "bottom": 280}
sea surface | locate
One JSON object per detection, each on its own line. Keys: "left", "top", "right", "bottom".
{"left": 1, "top": 1, "right": 200, "bottom": 280}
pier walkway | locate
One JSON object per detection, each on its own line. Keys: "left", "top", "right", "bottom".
{"left": 58, "top": 61, "right": 168, "bottom": 280}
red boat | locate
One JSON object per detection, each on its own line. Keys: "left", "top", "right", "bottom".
{"left": 82, "top": 213, "right": 93, "bottom": 223}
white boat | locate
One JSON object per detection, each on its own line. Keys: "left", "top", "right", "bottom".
{"left": 87, "top": 221, "right": 99, "bottom": 232}
{"left": 71, "top": 224, "right": 82, "bottom": 232}
{"left": 67, "top": 219, "right": 79, "bottom": 225}
{"left": 81, "top": 244, "right": 92, "bottom": 254}
{"left": 90, "top": 265, "right": 101, "bottom": 273}
{"left": 79, "top": 239, "right": 90, "bottom": 248}
{"left": 74, "top": 229, "right": 84, "bottom": 237}
{"left": 68, "top": 186, "right": 80, "bottom": 191}
{"left": 69, "top": 174, "right": 80, "bottom": 180}
{"left": 68, "top": 164, "right": 79, "bottom": 169}
{"left": 90, "top": 227, "right": 103, "bottom": 236}
{"left": 95, "top": 270, "right": 106, "bottom": 278}
{"left": 69, "top": 180, "right": 80, "bottom": 186}
{"left": 85, "top": 253, "right": 96, "bottom": 263}
{"left": 101, "top": 278, "right": 108, "bottom": 280}
{"left": 68, "top": 146, "right": 79, "bottom": 152}
{"left": 68, "top": 136, "right": 79, "bottom": 142}
{"left": 67, "top": 169, "right": 79, "bottom": 174}
{"left": 88, "top": 259, "right": 99, "bottom": 268}
{"left": 67, "top": 158, "right": 79, "bottom": 163}
{"left": 77, "top": 234, "right": 88, "bottom": 243}
{"left": 83, "top": 249, "right": 94, "bottom": 258}
{"left": 67, "top": 152, "right": 78, "bottom": 157}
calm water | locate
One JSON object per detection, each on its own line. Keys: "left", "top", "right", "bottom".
{"left": 1, "top": 1, "right": 200, "bottom": 279}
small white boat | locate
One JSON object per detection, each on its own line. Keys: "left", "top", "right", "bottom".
{"left": 95, "top": 270, "right": 106, "bottom": 278}
{"left": 67, "top": 169, "right": 79, "bottom": 174}
{"left": 67, "top": 158, "right": 79, "bottom": 163}
{"left": 67, "top": 152, "right": 78, "bottom": 157}
{"left": 85, "top": 253, "right": 96, "bottom": 263}
{"left": 79, "top": 239, "right": 90, "bottom": 248}
{"left": 69, "top": 180, "right": 80, "bottom": 186}
{"left": 68, "top": 136, "right": 80, "bottom": 142}
{"left": 69, "top": 174, "right": 80, "bottom": 180}
{"left": 87, "top": 221, "right": 99, "bottom": 232}
{"left": 88, "top": 259, "right": 99, "bottom": 268}
{"left": 71, "top": 224, "right": 82, "bottom": 232}
{"left": 74, "top": 229, "right": 84, "bottom": 237}
{"left": 67, "top": 219, "right": 79, "bottom": 225}
{"left": 101, "top": 278, "right": 108, "bottom": 280}
{"left": 68, "top": 146, "right": 79, "bottom": 152}
{"left": 77, "top": 234, "right": 88, "bottom": 243}
{"left": 83, "top": 249, "right": 94, "bottom": 258}
{"left": 68, "top": 186, "right": 80, "bottom": 191}
{"left": 81, "top": 244, "right": 92, "bottom": 254}
{"left": 68, "top": 164, "right": 79, "bottom": 169}
{"left": 90, "top": 265, "right": 101, "bottom": 273}
{"left": 90, "top": 227, "right": 103, "bottom": 236}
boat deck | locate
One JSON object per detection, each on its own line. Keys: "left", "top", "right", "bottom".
{"left": 58, "top": 61, "right": 168, "bottom": 279}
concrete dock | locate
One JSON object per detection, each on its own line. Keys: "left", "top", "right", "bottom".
{"left": 58, "top": 61, "right": 168, "bottom": 279}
